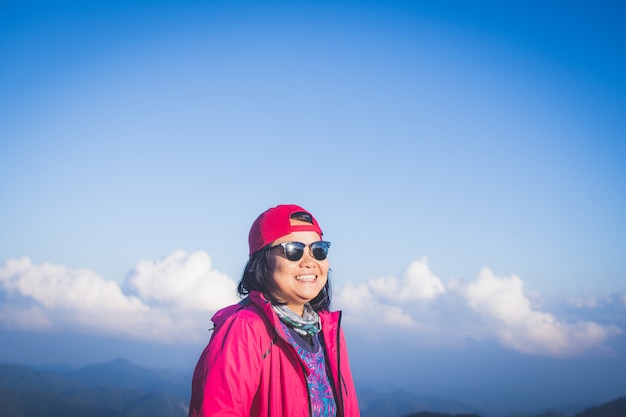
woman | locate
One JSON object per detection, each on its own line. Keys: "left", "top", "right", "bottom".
{"left": 188, "top": 204, "right": 360, "bottom": 417}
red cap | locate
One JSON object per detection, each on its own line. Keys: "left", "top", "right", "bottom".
{"left": 248, "top": 204, "right": 323, "bottom": 256}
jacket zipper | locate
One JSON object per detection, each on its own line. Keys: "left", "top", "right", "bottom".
{"left": 336, "top": 311, "right": 344, "bottom": 417}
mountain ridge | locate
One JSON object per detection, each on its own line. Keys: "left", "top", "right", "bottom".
{"left": 0, "top": 360, "right": 624, "bottom": 417}
{"left": 0, "top": 360, "right": 189, "bottom": 417}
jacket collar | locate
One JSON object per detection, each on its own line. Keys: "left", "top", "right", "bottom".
{"left": 211, "top": 290, "right": 340, "bottom": 336}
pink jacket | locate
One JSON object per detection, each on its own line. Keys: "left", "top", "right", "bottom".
{"left": 188, "top": 291, "right": 360, "bottom": 417}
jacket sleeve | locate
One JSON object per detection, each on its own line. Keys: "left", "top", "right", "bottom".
{"left": 189, "top": 316, "right": 265, "bottom": 417}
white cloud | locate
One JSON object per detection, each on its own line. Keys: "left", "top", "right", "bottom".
{"left": 0, "top": 254, "right": 621, "bottom": 357}
{"left": 126, "top": 250, "right": 237, "bottom": 311}
{"left": 0, "top": 305, "right": 53, "bottom": 331}
{"left": 0, "top": 253, "right": 239, "bottom": 343}
{"left": 368, "top": 257, "right": 445, "bottom": 302}
{"left": 455, "top": 268, "right": 622, "bottom": 357}
{"left": 334, "top": 281, "right": 419, "bottom": 328}
{"left": 0, "top": 257, "right": 148, "bottom": 313}
{"left": 336, "top": 259, "right": 622, "bottom": 357}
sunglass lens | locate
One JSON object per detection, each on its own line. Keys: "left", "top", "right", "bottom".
{"left": 284, "top": 242, "right": 305, "bottom": 261}
{"left": 311, "top": 242, "right": 330, "bottom": 260}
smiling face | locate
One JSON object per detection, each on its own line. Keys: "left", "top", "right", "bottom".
{"left": 268, "top": 228, "right": 329, "bottom": 316}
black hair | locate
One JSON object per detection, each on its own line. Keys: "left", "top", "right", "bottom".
{"left": 237, "top": 211, "right": 331, "bottom": 311}
{"left": 290, "top": 211, "right": 313, "bottom": 223}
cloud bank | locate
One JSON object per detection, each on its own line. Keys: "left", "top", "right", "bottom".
{"left": 333, "top": 258, "right": 623, "bottom": 357}
{"left": 0, "top": 252, "right": 239, "bottom": 343}
{"left": 0, "top": 253, "right": 622, "bottom": 356}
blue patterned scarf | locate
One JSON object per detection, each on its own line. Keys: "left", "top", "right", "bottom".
{"left": 272, "top": 303, "right": 321, "bottom": 336}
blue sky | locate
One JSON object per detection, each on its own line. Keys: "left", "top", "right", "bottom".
{"left": 1, "top": 0, "right": 625, "bottom": 414}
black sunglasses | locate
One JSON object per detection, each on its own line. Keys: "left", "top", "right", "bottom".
{"left": 269, "top": 241, "right": 331, "bottom": 261}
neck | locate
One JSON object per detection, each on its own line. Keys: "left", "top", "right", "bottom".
{"left": 287, "top": 304, "right": 305, "bottom": 316}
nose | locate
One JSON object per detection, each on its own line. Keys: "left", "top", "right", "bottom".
{"left": 298, "top": 246, "right": 317, "bottom": 266}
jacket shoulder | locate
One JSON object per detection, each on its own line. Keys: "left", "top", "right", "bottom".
{"left": 212, "top": 299, "right": 274, "bottom": 339}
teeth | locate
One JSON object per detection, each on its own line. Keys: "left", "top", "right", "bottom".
{"left": 295, "top": 275, "right": 316, "bottom": 281}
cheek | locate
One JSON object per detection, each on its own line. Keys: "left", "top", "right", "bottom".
{"left": 268, "top": 257, "right": 293, "bottom": 280}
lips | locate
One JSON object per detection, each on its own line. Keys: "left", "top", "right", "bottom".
{"left": 295, "top": 275, "right": 316, "bottom": 281}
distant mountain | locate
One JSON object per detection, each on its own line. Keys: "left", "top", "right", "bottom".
{"left": 0, "top": 360, "right": 189, "bottom": 417}
{"left": 360, "top": 389, "right": 626, "bottom": 417}
{"left": 358, "top": 388, "right": 481, "bottom": 417}
{"left": 1, "top": 360, "right": 624, "bottom": 417}
{"left": 0, "top": 363, "right": 80, "bottom": 394}
{"left": 531, "top": 411, "right": 566, "bottom": 417}
{"left": 399, "top": 398, "right": 626, "bottom": 417}
{"left": 573, "top": 397, "right": 626, "bottom": 417}
{"left": 62, "top": 358, "right": 190, "bottom": 397}
{"left": 0, "top": 389, "right": 125, "bottom": 417}
{"left": 403, "top": 412, "right": 482, "bottom": 417}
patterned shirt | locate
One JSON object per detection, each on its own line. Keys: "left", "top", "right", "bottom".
{"left": 280, "top": 322, "right": 337, "bottom": 417}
